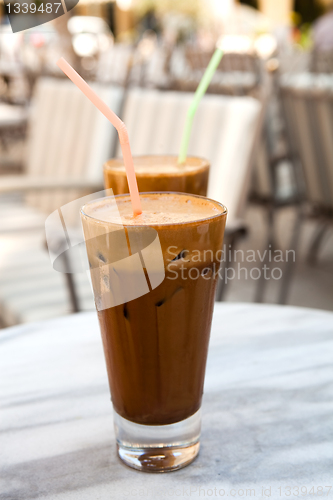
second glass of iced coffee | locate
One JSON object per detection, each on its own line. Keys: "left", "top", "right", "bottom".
{"left": 104, "top": 155, "right": 210, "bottom": 197}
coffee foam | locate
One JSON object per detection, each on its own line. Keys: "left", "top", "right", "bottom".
{"left": 110, "top": 163, "right": 203, "bottom": 175}
{"left": 83, "top": 193, "right": 225, "bottom": 227}
{"left": 104, "top": 156, "right": 208, "bottom": 178}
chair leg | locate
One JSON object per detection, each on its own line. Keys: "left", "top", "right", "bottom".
{"left": 278, "top": 206, "right": 304, "bottom": 305}
{"left": 44, "top": 237, "right": 80, "bottom": 314}
{"left": 307, "top": 223, "right": 328, "bottom": 265}
{"left": 215, "top": 268, "right": 224, "bottom": 302}
{"left": 216, "top": 230, "right": 246, "bottom": 302}
{"left": 255, "top": 204, "right": 276, "bottom": 303}
{"left": 62, "top": 250, "right": 80, "bottom": 313}
{"left": 215, "top": 236, "right": 233, "bottom": 302}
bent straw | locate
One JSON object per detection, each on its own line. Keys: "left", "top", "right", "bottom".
{"left": 178, "top": 47, "right": 223, "bottom": 164}
{"left": 56, "top": 57, "right": 142, "bottom": 216}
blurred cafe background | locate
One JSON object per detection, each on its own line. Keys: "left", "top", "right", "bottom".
{"left": 0, "top": 0, "right": 332, "bottom": 327}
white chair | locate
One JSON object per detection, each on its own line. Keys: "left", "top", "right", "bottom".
{"left": 0, "top": 77, "right": 124, "bottom": 326}
{"left": 0, "top": 102, "right": 28, "bottom": 172}
{"left": 96, "top": 44, "right": 134, "bottom": 85}
{"left": 279, "top": 78, "right": 333, "bottom": 303}
{"left": 117, "top": 87, "right": 262, "bottom": 227}
{"left": 143, "top": 45, "right": 171, "bottom": 89}
{"left": 170, "top": 47, "right": 260, "bottom": 95}
{"left": 117, "top": 87, "right": 265, "bottom": 300}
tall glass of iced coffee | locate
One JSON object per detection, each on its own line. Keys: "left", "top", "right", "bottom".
{"left": 81, "top": 192, "right": 227, "bottom": 472}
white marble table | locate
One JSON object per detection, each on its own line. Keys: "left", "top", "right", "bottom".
{"left": 1, "top": 304, "right": 333, "bottom": 500}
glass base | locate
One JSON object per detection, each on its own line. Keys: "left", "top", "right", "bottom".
{"left": 113, "top": 409, "right": 201, "bottom": 472}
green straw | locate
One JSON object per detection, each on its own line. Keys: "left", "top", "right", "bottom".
{"left": 178, "top": 47, "right": 223, "bottom": 164}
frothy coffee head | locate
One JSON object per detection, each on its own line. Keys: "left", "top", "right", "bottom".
{"left": 82, "top": 193, "right": 227, "bottom": 227}
{"left": 104, "top": 156, "right": 209, "bottom": 177}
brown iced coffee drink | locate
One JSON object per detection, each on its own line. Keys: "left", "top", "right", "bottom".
{"left": 104, "top": 155, "right": 209, "bottom": 196}
{"left": 81, "top": 192, "right": 227, "bottom": 472}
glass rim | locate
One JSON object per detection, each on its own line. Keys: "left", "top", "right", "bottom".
{"left": 81, "top": 192, "right": 227, "bottom": 229}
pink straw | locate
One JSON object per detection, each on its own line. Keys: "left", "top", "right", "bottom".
{"left": 56, "top": 57, "right": 142, "bottom": 216}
